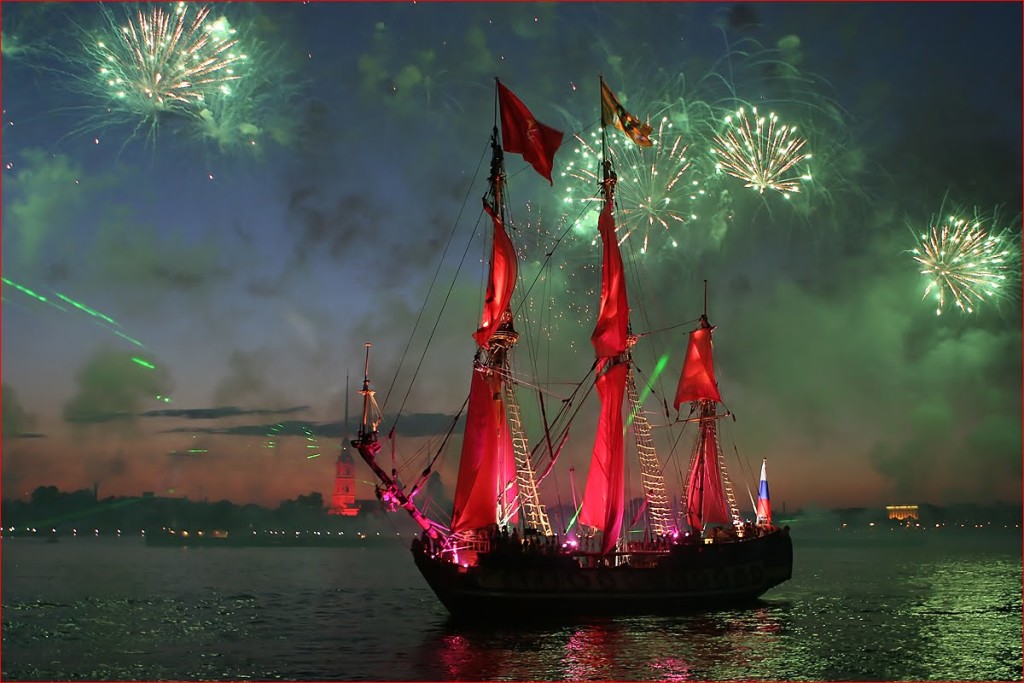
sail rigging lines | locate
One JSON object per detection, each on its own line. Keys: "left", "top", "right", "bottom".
{"left": 378, "top": 138, "right": 494, "bottom": 421}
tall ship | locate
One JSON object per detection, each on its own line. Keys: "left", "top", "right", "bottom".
{"left": 351, "top": 78, "right": 792, "bottom": 620}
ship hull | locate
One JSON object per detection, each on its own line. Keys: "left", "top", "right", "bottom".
{"left": 413, "top": 528, "right": 792, "bottom": 620}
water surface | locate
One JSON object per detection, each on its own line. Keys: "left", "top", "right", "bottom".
{"left": 2, "top": 528, "right": 1020, "bottom": 680}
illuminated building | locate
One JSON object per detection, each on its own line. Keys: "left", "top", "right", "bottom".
{"left": 329, "top": 374, "right": 361, "bottom": 516}
{"left": 328, "top": 449, "right": 360, "bottom": 516}
{"left": 886, "top": 504, "right": 919, "bottom": 521}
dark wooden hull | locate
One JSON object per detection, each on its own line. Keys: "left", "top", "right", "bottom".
{"left": 413, "top": 528, "right": 793, "bottom": 620}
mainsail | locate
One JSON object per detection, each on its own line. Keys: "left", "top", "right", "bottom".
{"left": 579, "top": 155, "right": 630, "bottom": 556}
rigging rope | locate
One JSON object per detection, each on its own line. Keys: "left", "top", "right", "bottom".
{"left": 379, "top": 141, "right": 491, "bottom": 423}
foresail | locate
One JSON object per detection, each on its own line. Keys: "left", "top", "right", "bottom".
{"left": 450, "top": 366, "right": 505, "bottom": 534}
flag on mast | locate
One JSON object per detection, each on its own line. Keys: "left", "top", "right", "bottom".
{"left": 600, "top": 78, "right": 653, "bottom": 147}
{"left": 497, "top": 80, "right": 563, "bottom": 184}
{"left": 756, "top": 459, "right": 772, "bottom": 526}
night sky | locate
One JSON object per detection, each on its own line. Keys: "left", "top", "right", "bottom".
{"left": 2, "top": 2, "right": 1021, "bottom": 512}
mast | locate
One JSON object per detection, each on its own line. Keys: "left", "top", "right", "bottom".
{"left": 675, "top": 284, "right": 741, "bottom": 532}
{"left": 450, "top": 80, "right": 550, "bottom": 539}
{"left": 350, "top": 80, "right": 564, "bottom": 555}
{"left": 481, "top": 123, "right": 550, "bottom": 536}
{"left": 579, "top": 76, "right": 631, "bottom": 556}
{"left": 351, "top": 343, "right": 441, "bottom": 539}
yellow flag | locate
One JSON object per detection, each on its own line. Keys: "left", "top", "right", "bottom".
{"left": 600, "top": 79, "right": 653, "bottom": 147}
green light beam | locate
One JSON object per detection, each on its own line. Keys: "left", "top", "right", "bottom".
{"left": 625, "top": 352, "right": 671, "bottom": 430}
{"left": 2, "top": 277, "right": 68, "bottom": 311}
{"left": 54, "top": 292, "right": 119, "bottom": 326}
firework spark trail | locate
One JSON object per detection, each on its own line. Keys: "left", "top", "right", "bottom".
{"left": 911, "top": 212, "right": 1018, "bottom": 315}
{"left": 88, "top": 3, "right": 246, "bottom": 127}
{"left": 265, "top": 422, "right": 322, "bottom": 459}
{"left": 710, "top": 106, "right": 812, "bottom": 197}
{"left": 561, "top": 117, "right": 702, "bottom": 254}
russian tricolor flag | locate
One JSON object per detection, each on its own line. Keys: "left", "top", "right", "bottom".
{"left": 755, "top": 459, "right": 772, "bottom": 526}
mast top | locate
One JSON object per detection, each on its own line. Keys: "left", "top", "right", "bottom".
{"left": 698, "top": 280, "right": 711, "bottom": 329}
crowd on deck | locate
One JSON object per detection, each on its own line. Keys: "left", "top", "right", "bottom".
{"left": 411, "top": 520, "right": 781, "bottom": 561}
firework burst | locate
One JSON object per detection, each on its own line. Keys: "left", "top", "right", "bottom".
{"left": 710, "top": 106, "right": 812, "bottom": 197}
{"left": 561, "top": 117, "right": 703, "bottom": 254}
{"left": 91, "top": 3, "right": 246, "bottom": 121}
{"left": 911, "top": 210, "right": 1020, "bottom": 315}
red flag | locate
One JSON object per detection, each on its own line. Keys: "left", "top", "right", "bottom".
{"left": 473, "top": 199, "right": 518, "bottom": 349}
{"left": 498, "top": 81, "right": 563, "bottom": 184}
{"left": 600, "top": 79, "right": 653, "bottom": 147}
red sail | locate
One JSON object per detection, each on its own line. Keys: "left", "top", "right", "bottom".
{"left": 673, "top": 322, "right": 722, "bottom": 409}
{"left": 473, "top": 199, "right": 518, "bottom": 349}
{"left": 579, "top": 359, "right": 628, "bottom": 556}
{"left": 450, "top": 367, "right": 504, "bottom": 535}
{"left": 684, "top": 418, "right": 732, "bottom": 531}
{"left": 590, "top": 198, "right": 630, "bottom": 359}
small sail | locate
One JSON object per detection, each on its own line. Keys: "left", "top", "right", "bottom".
{"left": 579, "top": 359, "right": 628, "bottom": 555}
{"left": 450, "top": 367, "right": 505, "bottom": 534}
{"left": 673, "top": 317, "right": 722, "bottom": 408}
{"left": 684, "top": 417, "right": 732, "bottom": 531}
{"left": 473, "top": 199, "right": 518, "bottom": 349}
{"left": 756, "top": 459, "right": 772, "bottom": 525}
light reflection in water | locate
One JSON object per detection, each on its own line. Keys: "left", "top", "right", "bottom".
{"left": 562, "top": 621, "right": 620, "bottom": 680}
{"left": 421, "top": 605, "right": 791, "bottom": 681}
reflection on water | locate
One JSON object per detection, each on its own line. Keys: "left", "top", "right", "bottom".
{"left": 420, "top": 604, "right": 793, "bottom": 681}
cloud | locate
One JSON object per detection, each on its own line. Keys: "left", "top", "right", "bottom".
{"left": 2, "top": 150, "right": 111, "bottom": 277}
{"left": 161, "top": 412, "right": 459, "bottom": 439}
{"left": 87, "top": 206, "right": 231, "bottom": 304}
{"left": 719, "top": 258, "right": 1021, "bottom": 501}
{"left": 286, "top": 189, "right": 385, "bottom": 267}
{"left": 62, "top": 349, "right": 173, "bottom": 427}
{"left": 212, "top": 350, "right": 279, "bottom": 407}
{"left": 142, "top": 405, "right": 310, "bottom": 420}
{"left": 2, "top": 384, "right": 42, "bottom": 438}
